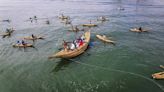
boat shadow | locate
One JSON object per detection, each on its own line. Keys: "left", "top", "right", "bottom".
{"left": 51, "top": 58, "right": 73, "bottom": 73}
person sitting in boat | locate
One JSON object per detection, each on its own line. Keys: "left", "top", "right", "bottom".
{"left": 70, "top": 43, "right": 75, "bottom": 50}
{"left": 102, "top": 16, "right": 106, "bottom": 20}
{"left": 73, "top": 40, "right": 77, "bottom": 48}
{"left": 74, "top": 40, "right": 79, "bottom": 48}
{"left": 75, "top": 26, "right": 80, "bottom": 32}
{"left": 139, "top": 27, "right": 142, "bottom": 32}
{"left": 6, "top": 28, "right": 10, "bottom": 33}
{"left": 34, "top": 16, "right": 37, "bottom": 23}
{"left": 46, "top": 20, "right": 50, "bottom": 24}
{"left": 16, "top": 41, "right": 21, "bottom": 45}
{"left": 31, "top": 34, "right": 35, "bottom": 39}
{"left": 29, "top": 17, "right": 33, "bottom": 23}
{"left": 100, "top": 16, "right": 106, "bottom": 21}
{"left": 21, "top": 40, "right": 26, "bottom": 46}
{"left": 81, "top": 35, "right": 85, "bottom": 40}
{"left": 79, "top": 39, "right": 84, "bottom": 47}
{"left": 63, "top": 40, "right": 68, "bottom": 51}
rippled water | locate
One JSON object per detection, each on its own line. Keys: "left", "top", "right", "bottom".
{"left": 0, "top": 0, "right": 164, "bottom": 92}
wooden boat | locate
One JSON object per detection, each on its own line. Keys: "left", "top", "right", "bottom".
{"left": 160, "top": 65, "right": 164, "bottom": 69}
{"left": 13, "top": 44, "right": 33, "bottom": 48}
{"left": 1, "top": 29, "right": 14, "bottom": 38}
{"left": 1, "top": 32, "right": 10, "bottom": 37}
{"left": 82, "top": 24, "right": 97, "bottom": 27}
{"left": 49, "top": 31, "right": 90, "bottom": 58}
{"left": 96, "top": 35, "right": 114, "bottom": 43}
{"left": 152, "top": 72, "right": 164, "bottom": 79}
{"left": 24, "top": 36, "right": 44, "bottom": 40}
{"left": 130, "top": 28, "right": 148, "bottom": 33}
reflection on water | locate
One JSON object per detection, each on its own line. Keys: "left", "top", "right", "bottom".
{"left": 51, "top": 58, "right": 73, "bottom": 73}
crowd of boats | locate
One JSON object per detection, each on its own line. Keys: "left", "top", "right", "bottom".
{"left": 0, "top": 13, "right": 163, "bottom": 79}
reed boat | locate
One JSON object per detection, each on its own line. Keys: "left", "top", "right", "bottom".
{"left": 13, "top": 44, "right": 33, "bottom": 48}
{"left": 1, "top": 30, "right": 14, "bottom": 38}
{"left": 49, "top": 31, "right": 90, "bottom": 58}
{"left": 152, "top": 72, "right": 164, "bottom": 79}
{"left": 82, "top": 24, "right": 97, "bottom": 27}
{"left": 24, "top": 36, "right": 44, "bottom": 40}
{"left": 130, "top": 28, "right": 148, "bottom": 33}
{"left": 96, "top": 35, "right": 114, "bottom": 43}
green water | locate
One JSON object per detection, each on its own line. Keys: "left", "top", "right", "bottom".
{"left": 0, "top": 0, "right": 164, "bottom": 92}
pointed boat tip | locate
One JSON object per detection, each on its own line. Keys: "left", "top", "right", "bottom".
{"left": 48, "top": 56, "right": 55, "bottom": 59}
{"left": 48, "top": 54, "right": 59, "bottom": 59}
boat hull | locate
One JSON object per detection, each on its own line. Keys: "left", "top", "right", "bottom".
{"left": 82, "top": 24, "right": 97, "bottom": 27}
{"left": 13, "top": 44, "right": 33, "bottom": 48}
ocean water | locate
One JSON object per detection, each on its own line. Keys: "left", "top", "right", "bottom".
{"left": 0, "top": 0, "right": 164, "bottom": 92}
